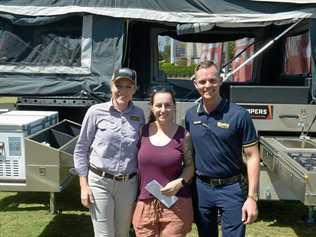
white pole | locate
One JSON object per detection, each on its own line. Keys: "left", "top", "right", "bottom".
{"left": 223, "top": 18, "right": 305, "bottom": 82}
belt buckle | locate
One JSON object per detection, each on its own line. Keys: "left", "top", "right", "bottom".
{"left": 212, "top": 178, "right": 222, "bottom": 186}
{"left": 123, "top": 175, "right": 129, "bottom": 182}
{"left": 114, "top": 175, "right": 128, "bottom": 182}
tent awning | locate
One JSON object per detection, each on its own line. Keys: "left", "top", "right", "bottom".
{"left": 0, "top": 1, "right": 315, "bottom": 24}
{"left": 251, "top": 0, "right": 316, "bottom": 3}
{"left": 177, "top": 11, "right": 311, "bottom": 35}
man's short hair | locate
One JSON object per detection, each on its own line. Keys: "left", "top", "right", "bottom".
{"left": 193, "top": 61, "right": 219, "bottom": 80}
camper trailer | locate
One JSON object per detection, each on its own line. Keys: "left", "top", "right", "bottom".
{"left": 0, "top": 0, "right": 316, "bottom": 219}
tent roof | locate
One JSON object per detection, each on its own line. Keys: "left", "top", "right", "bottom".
{"left": 251, "top": 0, "right": 316, "bottom": 3}
{"left": 0, "top": 0, "right": 315, "bottom": 25}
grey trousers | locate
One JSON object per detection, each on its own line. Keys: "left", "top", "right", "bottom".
{"left": 88, "top": 171, "right": 138, "bottom": 237}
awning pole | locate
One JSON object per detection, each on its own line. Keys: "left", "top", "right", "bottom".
{"left": 222, "top": 41, "right": 255, "bottom": 71}
{"left": 223, "top": 17, "right": 306, "bottom": 82}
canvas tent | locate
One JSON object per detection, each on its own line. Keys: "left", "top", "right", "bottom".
{"left": 0, "top": 0, "right": 315, "bottom": 98}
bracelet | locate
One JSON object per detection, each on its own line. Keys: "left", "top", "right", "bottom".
{"left": 247, "top": 194, "right": 258, "bottom": 202}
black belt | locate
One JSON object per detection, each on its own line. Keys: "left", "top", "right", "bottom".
{"left": 197, "top": 174, "right": 241, "bottom": 187}
{"left": 89, "top": 165, "right": 137, "bottom": 182}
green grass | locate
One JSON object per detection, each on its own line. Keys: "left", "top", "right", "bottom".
{"left": 1, "top": 182, "right": 316, "bottom": 237}
{"left": 0, "top": 97, "right": 17, "bottom": 104}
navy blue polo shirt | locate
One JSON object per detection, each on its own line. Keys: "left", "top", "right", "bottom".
{"left": 185, "top": 99, "right": 258, "bottom": 178}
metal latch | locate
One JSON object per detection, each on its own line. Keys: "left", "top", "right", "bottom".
{"left": 39, "top": 167, "right": 46, "bottom": 176}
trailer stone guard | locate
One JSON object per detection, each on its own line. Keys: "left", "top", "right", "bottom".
{"left": 0, "top": 1, "right": 316, "bottom": 221}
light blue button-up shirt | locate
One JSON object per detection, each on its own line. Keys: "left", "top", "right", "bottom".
{"left": 74, "top": 100, "right": 145, "bottom": 176}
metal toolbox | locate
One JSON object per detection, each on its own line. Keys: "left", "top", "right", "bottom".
{"left": 260, "top": 136, "right": 316, "bottom": 205}
{"left": 23, "top": 120, "right": 81, "bottom": 192}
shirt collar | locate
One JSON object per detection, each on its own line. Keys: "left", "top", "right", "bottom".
{"left": 106, "top": 99, "right": 134, "bottom": 114}
{"left": 197, "top": 98, "right": 227, "bottom": 115}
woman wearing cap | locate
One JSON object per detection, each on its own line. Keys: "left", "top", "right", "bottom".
{"left": 74, "top": 68, "right": 145, "bottom": 237}
{"left": 132, "top": 88, "right": 194, "bottom": 237}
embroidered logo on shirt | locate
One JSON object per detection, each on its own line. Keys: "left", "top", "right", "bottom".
{"left": 130, "top": 115, "right": 140, "bottom": 121}
{"left": 217, "top": 121, "right": 230, "bottom": 129}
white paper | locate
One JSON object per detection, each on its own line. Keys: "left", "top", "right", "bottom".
{"left": 145, "top": 179, "right": 178, "bottom": 208}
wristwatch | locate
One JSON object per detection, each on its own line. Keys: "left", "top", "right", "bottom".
{"left": 247, "top": 193, "right": 258, "bottom": 202}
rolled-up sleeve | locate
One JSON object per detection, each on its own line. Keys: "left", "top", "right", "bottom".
{"left": 74, "top": 107, "right": 97, "bottom": 176}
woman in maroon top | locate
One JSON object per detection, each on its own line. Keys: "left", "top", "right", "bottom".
{"left": 132, "top": 88, "right": 194, "bottom": 237}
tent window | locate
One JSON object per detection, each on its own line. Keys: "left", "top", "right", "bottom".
{"left": 157, "top": 36, "right": 254, "bottom": 98}
{"left": 283, "top": 32, "right": 311, "bottom": 76}
{"left": 158, "top": 36, "right": 254, "bottom": 82}
{"left": 0, "top": 16, "right": 82, "bottom": 67}
{"left": 158, "top": 36, "right": 254, "bottom": 83}
{"left": 0, "top": 15, "right": 92, "bottom": 74}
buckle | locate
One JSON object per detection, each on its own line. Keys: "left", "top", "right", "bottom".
{"left": 113, "top": 175, "right": 129, "bottom": 182}
{"left": 198, "top": 174, "right": 240, "bottom": 187}
{"left": 210, "top": 178, "right": 222, "bottom": 186}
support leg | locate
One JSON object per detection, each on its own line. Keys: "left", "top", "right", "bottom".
{"left": 49, "top": 192, "right": 56, "bottom": 214}
{"left": 306, "top": 206, "right": 315, "bottom": 224}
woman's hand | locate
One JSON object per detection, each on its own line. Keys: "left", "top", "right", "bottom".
{"left": 160, "top": 178, "right": 183, "bottom": 196}
{"left": 79, "top": 176, "right": 94, "bottom": 208}
{"left": 80, "top": 184, "right": 94, "bottom": 208}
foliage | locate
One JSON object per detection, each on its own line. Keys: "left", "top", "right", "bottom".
{"left": 228, "top": 41, "right": 236, "bottom": 60}
{"left": 160, "top": 62, "right": 196, "bottom": 77}
{"left": 159, "top": 44, "right": 171, "bottom": 62}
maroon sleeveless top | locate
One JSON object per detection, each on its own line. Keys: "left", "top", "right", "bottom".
{"left": 137, "top": 124, "right": 191, "bottom": 200}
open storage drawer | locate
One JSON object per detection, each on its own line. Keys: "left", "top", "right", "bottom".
{"left": 24, "top": 120, "right": 81, "bottom": 192}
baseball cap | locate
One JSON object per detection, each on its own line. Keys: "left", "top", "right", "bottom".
{"left": 112, "top": 68, "right": 137, "bottom": 85}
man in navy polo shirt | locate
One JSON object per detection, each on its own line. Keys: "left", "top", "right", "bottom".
{"left": 185, "top": 61, "right": 260, "bottom": 237}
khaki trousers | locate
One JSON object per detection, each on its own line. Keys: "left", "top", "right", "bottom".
{"left": 88, "top": 170, "right": 138, "bottom": 237}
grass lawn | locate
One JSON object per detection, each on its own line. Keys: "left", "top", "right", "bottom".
{"left": 1, "top": 181, "right": 316, "bottom": 237}
{"left": 0, "top": 97, "right": 17, "bottom": 104}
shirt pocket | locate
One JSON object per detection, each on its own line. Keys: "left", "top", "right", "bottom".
{"left": 92, "top": 119, "right": 120, "bottom": 156}
{"left": 97, "top": 118, "right": 118, "bottom": 131}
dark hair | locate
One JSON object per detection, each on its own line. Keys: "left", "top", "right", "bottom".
{"left": 193, "top": 60, "right": 219, "bottom": 80}
{"left": 148, "top": 87, "right": 176, "bottom": 123}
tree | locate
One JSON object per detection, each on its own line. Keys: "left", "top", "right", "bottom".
{"left": 159, "top": 44, "right": 171, "bottom": 62}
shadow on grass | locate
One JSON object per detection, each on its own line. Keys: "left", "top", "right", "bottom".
{"left": 257, "top": 200, "right": 316, "bottom": 237}
{"left": 0, "top": 180, "right": 85, "bottom": 212}
{"left": 0, "top": 191, "right": 49, "bottom": 211}
{"left": 38, "top": 213, "right": 93, "bottom": 237}
{"left": 37, "top": 213, "right": 136, "bottom": 237}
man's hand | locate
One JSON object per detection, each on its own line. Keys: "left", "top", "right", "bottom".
{"left": 241, "top": 197, "right": 258, "bottom": 224}
{"left": 80, "top": 185, "right": 95, "bottom": 208}
{"left": 243, "top": 144, "right": 260, "bottom": 224}
{"left": 160, "top": 178, "right": 183, "bottom": 196}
